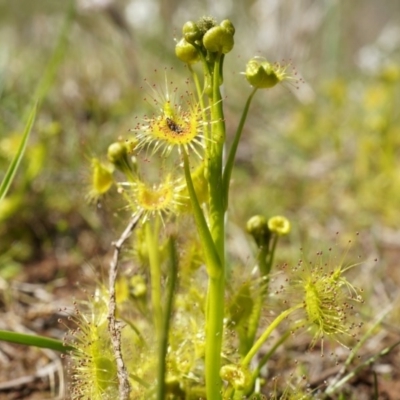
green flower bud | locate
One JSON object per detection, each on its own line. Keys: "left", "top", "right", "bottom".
{"left": 203, "top": 24, "right": 234, "bottom": 54}
{"left": 175, "top": 38, "right": 200, "bottom": 64}
{"left": 245, "top": 58, "right": 279, "bottom": 89}
{"left": 267, "top": 215, "right": 290, "bottom": 236}
{"left": 246, "top": 215, "right": 270, "bottom": 248}
{"left": 107, "top": 141, "right": 136, "bottom": 176}
{"left": 107, "top": 141, "right": 127, "bottom": 163}
{"left": 220, "top": 19, "right": 235, "bottom": 35}
{"left": 182, "top": 21, "right": 201, "bottom": 44}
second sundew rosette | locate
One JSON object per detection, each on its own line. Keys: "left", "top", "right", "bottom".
{"left": 117, "top": 174, "right": 186, "bottom": 223}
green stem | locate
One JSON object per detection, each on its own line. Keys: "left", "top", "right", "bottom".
{"left": 265, "top": 234, "right": 279, "bottom": 276}
{"left": 182, "top": 150, "right": 221, "bottom": 278}
{"left": 232, "top": 331, "right": 292, "bottom": 399}
{"left": 188, "top": 64, "right": 211, "bottom": 146}
{"left": 252, "top": 331, "right": 291, "bottom": 379}
{"left": 183, "top": 131, "right": 225, "bottom": 400}
{"left": 204, "top": 52, "right": 226, "bottom": 400}
{"left": 207, "top": 53, "right": 225, "bottom": 261}
{"left": 222, "top": 87, "right": 258, "bottom": 210}
{"left": 145, "top": 220, "right": 163, "bottom": 337}
{"left": 245, "top": 247, "right": 268, "bottom": 354}
{"left": 205, "top": 275, "right": 225, "bottom": 399}
{"left": 241, "top": 304, "right": 302, "bottom": 367}
{"left": 156, "top": 236, "right": 178, "bottom": 400}
{"left": 246, "top": 234, "right": 279, "bottom": 354}
{"left": 257, "top": 245, "right": 269, "bottom": 277}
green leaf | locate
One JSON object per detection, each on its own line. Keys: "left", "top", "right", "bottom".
{"left": 0, "top": 329, "right": 74, "bottom": 353}
{"left": 0, "top": 105, "right": 36, "bottom": 202}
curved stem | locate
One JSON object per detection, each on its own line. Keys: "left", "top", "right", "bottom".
{"left": 253, "top": 331, "right": 291, "bottom": 379}
{"left": 182, "top": 150, "right": 221, "bottom": 277}
{"left": 241, "top": 304, "right": 302, "bottom": 367}
{"left": 246, "top": 233, "right": 279, "bottom": 355}
{"left": 245, "top": 247, "right": 268, "bottom": 354}
{"left": 188, "top": 64, "right": 210, "bottom": 143}
{"left": 222, "top": 87, "right": 258, "bottom": 210}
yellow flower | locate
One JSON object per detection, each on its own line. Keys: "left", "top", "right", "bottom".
{"left": 120, "top": 174, "right": 186, "bottom": 222}
{"left": 268, "top": 215, "right": 291, "bottom": 236}
{"left": 132, "top": 88, "right": 207, "bottom": 158}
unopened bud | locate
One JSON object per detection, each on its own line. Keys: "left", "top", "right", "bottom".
{"left": 245, "top": 58, "right": 280, "bottom": 89}
{"left": 246, "top": 215, "right": 270, "bottom": 248}
{"left": 203, "top": 20, "right": 235, "bottom": 54}
{"left": 175, "top": 38, "right": 200, "bottom": 64}
{"left": 182, "top": 21, "right": 201, "bottom": 45}
{"left": 107, "top": 142, "right": 136, "bottom": 176}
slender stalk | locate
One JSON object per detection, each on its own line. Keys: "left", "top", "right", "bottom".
{"left": 246, "top": 232, "right": 281, "bottom": 353}
{"left": 231, "top": 331, "right": 290, "bottom": 400}
{"left": 156, "top": 236, "right": 178, "bottom": 400}
{"left": 145, "top": 219, "right": 163, "bottom": 336}
{"left": 245, "top": 246, "right": 269, "bottom": 353}
{"left": 222, "top": 87, "right": 258, "bottom": 210}
{"left": 182, "top": 150, "right": 221, "bottom": 278}
{"left": 265, "top": 234, "right": 279, "bottom": 276}
{"left": 189, "top": 64, "right": 212, "bottom": 145}
{"left": 241, "top": 304, "right": 302, "bottom": 368}
{"left": 252, "top": 331, "right": 291, "bottom": 379}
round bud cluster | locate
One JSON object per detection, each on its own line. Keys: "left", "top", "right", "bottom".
{"left": 175, "top": 17, "right": 235, "bottom": 64}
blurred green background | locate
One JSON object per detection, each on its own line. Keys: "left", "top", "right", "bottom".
{"left": 1, "top": 0, "right": 400, "bottom": 285}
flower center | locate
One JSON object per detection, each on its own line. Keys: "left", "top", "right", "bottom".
{"left": 166, "top": 117, "right": 184, "bottom": 134}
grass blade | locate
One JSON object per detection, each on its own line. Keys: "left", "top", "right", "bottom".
{"left": 0, "top": 329, "right": 73, "bottom": 353}
{"left": 0, "top": 105, "right": 36, "bottom": 202}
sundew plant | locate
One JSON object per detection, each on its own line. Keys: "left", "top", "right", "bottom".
{"left": 65, "top": 17, "right": 364, "bottom": 400}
